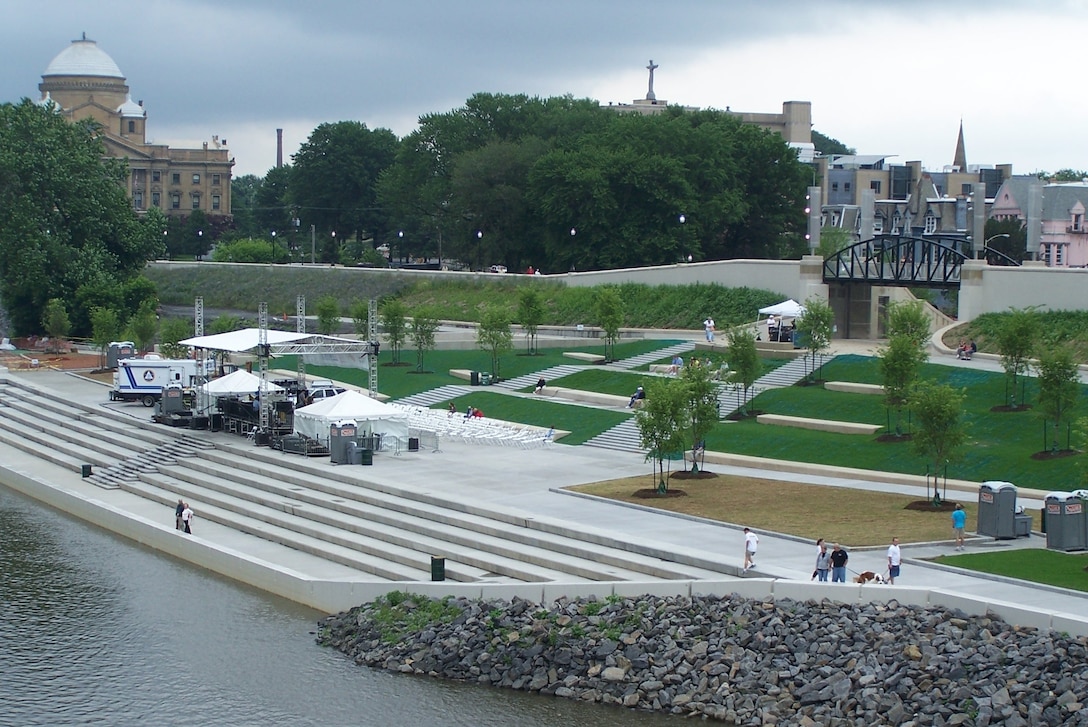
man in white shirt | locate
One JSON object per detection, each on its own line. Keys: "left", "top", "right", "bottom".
{"left": 703, "top": 317, "right": 715, "bottom": 342}
{"left": 887, "top": 537, "right": 901, "bottom": 584}
{"left": 743, "top": 527, "right": 758, "bottom": 573}
{"left": 181, "top": 503, "right": 194, "bottom": 535}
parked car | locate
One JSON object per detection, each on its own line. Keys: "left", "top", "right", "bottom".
{"left": 306, "top": 379, "right": 346, "bottom": 402}
{"left": 489, "top": 265, "right": 508, "bottom": 274}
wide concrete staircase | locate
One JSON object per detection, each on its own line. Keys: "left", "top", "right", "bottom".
{"left": 0, "top": 376, "right": 733, "bottom": 585}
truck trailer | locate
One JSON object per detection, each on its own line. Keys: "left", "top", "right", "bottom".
{"left": 111, "top": 357, "right": 213, "bottom": 407}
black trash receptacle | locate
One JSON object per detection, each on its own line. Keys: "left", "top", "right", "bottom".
{"left": 81, "top": 464, "right": 93, "bottom": 478}
{"left": 360, "top": 449, "right": 374, "bottom": 466}
{"left": 210, "top": 413, "right": 223, "bottom": 432}
{"left": 408, "top": 437, "right": 420, "bottom": 452}
{"left": 470, "top": 371, "right": 480, "bottom": 386}
{"left": 431, "top": 556, "right": 445, "bottom": 581}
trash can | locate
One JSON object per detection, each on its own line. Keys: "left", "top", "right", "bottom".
{"left": 470, "top": 371, "right": 480, "bottom": 386}
{"left": 81, "top": 464, "right": 93, "bottom": 478}
{"left": 408, "top": 437, "right": 420, "bottom": 452}
{"left": 1045, "top": 493, "right": 1086, "bottom": 551}
{"left": 360, "top": 449, "right": 374, "bottom": 466}
{"left": 977, "top": 481, "right": 1018, "bottom": 539}
{"left": 345, "top": 441, "right": 363, "bottom": 465}
{"left": 430, "top": 556, "right": 445, "bottom": 581}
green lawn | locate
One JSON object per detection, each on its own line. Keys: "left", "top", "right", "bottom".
{"left": 932, "top": 549, "right": 1088, "bottom": 593}
{"left": 280, "top": 339, "right": 679, "bottom": 401}
{"left": 536, "top": 368, "right": 656, "bottom": 397}
{"left": 702, "top": 354, "right": 1085, "bottom": 491}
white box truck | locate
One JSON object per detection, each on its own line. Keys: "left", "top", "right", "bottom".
{"left": 111, "top": 357, "right": 212, "bottom": 407}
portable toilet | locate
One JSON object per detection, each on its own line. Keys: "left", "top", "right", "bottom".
{"left": 329, "top": 420, "right": 357, "bottom": 465}
{"left": 1044, "top": 493, "right": 1086, "bottom": 551}
{"left": 159, "top": 382, "right": 186, "bottom": 414}
{"left": 106, "top": 341, "right": 135, "bottom": 368}
{"left": 977, "top": 481, "right": 1018, "bottom": 539}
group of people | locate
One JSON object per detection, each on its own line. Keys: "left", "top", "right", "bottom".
{"left": 956, "top": 340, "right": 978, "bottom": 360}
{"left": 807, "top": 537, "right": 900, "bottom": 583}
{"left": 174, "top": 499, "right": 194, "bottom": 534}
{"left": 463, "top": 406, "right": 484, "bottom": 419}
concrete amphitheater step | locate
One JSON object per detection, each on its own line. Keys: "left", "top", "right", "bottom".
{"left": 612, "top": 341, "right": 695, "bottom": 370}
{"left": 581, "top": 418, "right": 645, "bottom": 453}
{"left": 492, "top": 364, "right": 584, "bottom": 391}
{"left": 133, "top": 468, "right": 569, "bottom": 583}
{"left": 177, "top": 453, "right": 715, "bottom": 582}
{"left": 393, "top": 384, "right": 471, "bottom": 408}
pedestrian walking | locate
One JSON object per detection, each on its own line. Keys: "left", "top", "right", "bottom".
{"left": 951, "top": 504, "right": 966, "bottom": 551}
{"left": 175, "top": 499, "right": 185, "bottom": 530}
{"left": 887, "top": 537, "right": 901, "bottom": 584}
{"left": 703, "top": 317, "right": 715, "bottom": 343}
{"left": 829, "top": 543, "right": 848, "bottom": 582}
{"left": 814, "top": 541, "right": 831, "bottom": 582}
{"left": 181, "top": 502, "right": 194, "bottom": 535}
{"left": 742, "top": 527, "right": 758, "bottom": 573}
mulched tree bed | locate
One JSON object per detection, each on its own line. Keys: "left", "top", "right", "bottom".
{"left": 904, "top": 500, "right": 961, "bottom": 513}
{"left": 1031, "top": 449, "right": 1080, "bottom": 461}
{"left": 876, "top": 433, "right": 913, "bottom": 443}
{"left": 632, "top": 488, "right": 688, "bottom": 499}
{"left": 670, "top": 470, "right": 719, "bottom": 481}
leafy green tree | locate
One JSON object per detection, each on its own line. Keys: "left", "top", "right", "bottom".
{"left": 89, "top": 306, "right": 121, "bottom": 367}
{"left": 635, "top": 377, "right": 689, "bottom": 493}
{"left": 811, "top": 130, "right": 855, "bottom": 156}
{"left": 680, "top": 362, "right": 719, "bottom": 472}
{"left": 127, "top": 302, "right": 159, "bottom": 353}
{"left": 0, "top": 100, "right": 158, "bottom": 335}
{"left": 291, "top": 121, "right": 398, "bottom": 245}
{"left": 254, "top": 164, "right": 294, "bottom": 240}
{"left": 910, "top": 381, "right": 968, "bottom": 501}
{"left": 1036, "top": 345, "right": 1080, "bottom": 452}
{"left": 879, "top": 333, "right": 928, "bottom": 435}
{"left": 349, "top": 299, "right": 370, "bottom": 337}
{"left": 594, "top": 287, "right": 624, "bottom": 362}
{"left": 885, "top": 299, "right": 930, "bottom": 347}
{"left": 211, "top": 237, "right": 284, "bottom": 263}
{"left": 725, "top": 327, "right": 760, "bottom": 415}
{"left": 410, "top": 306, "right": 440, "bottom": 373}
{"left": 997, "top": 307, "right": 1039, "bottom": 408}
{"left": 159, "top": 317, "right": 193, "bottom": 359}
{"left": 41, "top": 298, "right": 71, "bottom": 350}
{"left": 380, "top": 298, "right": 409, "bottom": 365}
{"left": 476, "top": 306, "right": 513, "bottom": 378}
{"left": 794, "top": 297, "right": 834, "bottom": 381}
{"left": 229, "top": 174, "right": 264, "bottom": 239}
{"left": 314, "top": 295, "right": 340, "bottom": 336}
{"left": 517, "top": 286, "right": 546, "bottom": 354}
{"left": 209, "top": 316, "right": 243, "bottom": 334}
{"left": 816, "top": 226, "right": 853, "bottom": 258}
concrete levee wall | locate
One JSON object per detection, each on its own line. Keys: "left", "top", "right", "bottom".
{"left": 557, "top": 259, "right": 800, "bottom": 297}
{"left": 959, "top": 261, "right": 1088, "bottom": 321}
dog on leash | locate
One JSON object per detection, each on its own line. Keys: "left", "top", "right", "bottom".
{"left": 853, "top": 571, "right": 888, "bottom": 585}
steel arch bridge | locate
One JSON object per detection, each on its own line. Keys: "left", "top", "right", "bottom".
{"left": 822, "top": 234, "right": 1020, "bottom": 288}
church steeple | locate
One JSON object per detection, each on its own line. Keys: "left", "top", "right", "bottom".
{"left": 953, "top": 120, "right": 967, "bottom": 172}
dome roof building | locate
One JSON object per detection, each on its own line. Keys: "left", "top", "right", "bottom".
{"left": 36, "top": 35, "right": 232, "bottom": 227}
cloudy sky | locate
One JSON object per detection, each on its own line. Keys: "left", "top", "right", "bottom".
{"left": 2, "top": 1, "right": 1084, "bottom": 178}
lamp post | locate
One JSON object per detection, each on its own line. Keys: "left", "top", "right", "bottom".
{"left": 270, "top": 230, "right": 276, "bottom": 264}
{"left": 476, "top": 229, "right": 482, "bottom": 270}
{"left": 197, "top": 229, "right": 203, "bottom": 261}
{"left": 397, "top": 230, "right": 403, "bottom": 266}
{"left": 980, "top": 233, "right": 1010, "bottom": 260}
{"left": 162, "top": 229, "right": 168, "bottom": 260}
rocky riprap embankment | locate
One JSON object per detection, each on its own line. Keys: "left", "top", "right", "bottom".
{"left": 317, "top": 593, "right": 1088, "bottom": 725}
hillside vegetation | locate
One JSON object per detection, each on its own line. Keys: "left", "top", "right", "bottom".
{"left": 144, "top": 264, "right": 784, "bottom": 329}
{"left": 943, "top": 310, "right": 1088, "bottom": 363}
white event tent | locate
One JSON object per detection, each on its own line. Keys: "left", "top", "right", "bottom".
{"left": 293, "top": 390, "right": 409, "bottom": 444}
{"left": 200, "top": 368, "right": 283, "bottom": 396}
{"left": 757, "top": 299, "right": 805, "bottom": 320}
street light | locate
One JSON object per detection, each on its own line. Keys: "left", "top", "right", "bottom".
{"left": 271, "top": 230, "right": 276, "bottom": 264}
{"left": 397, "top": 230, "right": 403, "bottom": 266}
{"left": 979, "top": 233, "right": 1010, "bottom": 260}
{"left": 197, "top": 229, "right": 203, "bottom": 261}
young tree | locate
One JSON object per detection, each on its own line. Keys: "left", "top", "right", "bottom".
{"left": 89, "top": 306, "right": 121, "bottom": 368}
{"left": 878, "top": 333, "right": 927, "bottom": 435}
{"left": 680, "top": 362, "right": 719, "bottom": 472}
{"left": 997, "top": 307, "right": 1039, "bottom": 408}
{"left": 128, "top": 302, "right": 159, "bottom": 353}
{"left": 594, "top": 287, "right": 624, "bottom": 362}
{"left": 314, "top": 295, "right": 340, "bottom": 336}
{"left": 517, "top": 286, "right": 546, "bottom": 355}
{"left": 40, "top": 298, "right": 71, "bottom": 351}
{"left": 476, "top": 305, "right": 513, "bottom": 378}
{"left": 209, "top": 315, "right": 243, "bottom": 334}
{"left": 635, "top": 378, "right": 689, "bottom": 493}
{"left": 725, "top": 327, "right": 760, "bottom": 415}
{"left": 158, "top": 318, "right": 193, "bottom": 359}
{"left": 794, "top": 297, "right": 834, "bottom": 382}
{"left": 410, "top": 306, "right": 440, "bottom": 373}
{"left": 885, "top": 299, "right": 930, "bottom": 348}
{"left": 1036, "top": 345, "right": 1080, "bottom": 452}
{"left": 910, "top": 381, "right": 968, "bottom": 503}
{"left": 349, "top": 299, "right": 370, "bottom": 337}
{"left": 380, "top": 298, "right": 409, "bottom": 365}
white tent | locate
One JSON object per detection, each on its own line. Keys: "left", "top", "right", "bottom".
{"left": 758, "top": 299, "right": 805, "bottom": 319}
{"left": 200, "top": 369, "right": 284, "bottom": 395}
{"left": 293, "top": 390, "right": 409, "bottom": 444}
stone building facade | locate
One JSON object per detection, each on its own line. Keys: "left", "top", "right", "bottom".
{"left": 38, "top": 35, "right": 233, "bottom": 223}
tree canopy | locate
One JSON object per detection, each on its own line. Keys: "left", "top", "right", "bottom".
{"left": 0, "top": 100, "right": 160, "bottom": 335}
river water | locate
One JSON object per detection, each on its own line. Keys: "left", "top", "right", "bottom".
{"left": 0, "top": 484, "right": 675, "bottom": 727}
